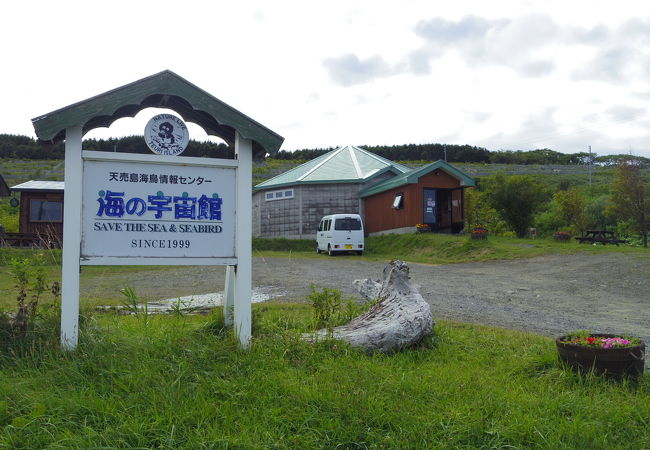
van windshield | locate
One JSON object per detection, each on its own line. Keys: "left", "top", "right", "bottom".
{"left": 334, "top": 218, "right": 362, "bottom": 231}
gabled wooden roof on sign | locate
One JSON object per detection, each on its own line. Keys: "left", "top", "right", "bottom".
{"left": 31, "top": 70, "right": 284, "bottom": 156}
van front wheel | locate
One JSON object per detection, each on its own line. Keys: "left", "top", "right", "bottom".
{"left": 316, "top": 245, "right": 321, "bottom": 254}
{"left": 328, "top": 245, "right": 335, "bottom": 256}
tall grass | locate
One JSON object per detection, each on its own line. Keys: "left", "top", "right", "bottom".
{"left": 0, "top": 248, "right": 61, "bottom": 266}
{"left": 0, "top": 305, "right": 648, "bottom": 448}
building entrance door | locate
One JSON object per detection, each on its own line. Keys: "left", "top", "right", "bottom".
{"left": 423, "top": 188, "right": 437, "bottom": 226}
{"left": 423, "top": 188, "right": 453, "bottom": 231}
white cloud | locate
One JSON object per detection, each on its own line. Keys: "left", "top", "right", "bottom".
{"left": 606, "top": 106, "right": 647, "bottom": 122}
{"left": 322, "top": 54, "right": 394, "bottom": 86}
{"left": 2, "top": 1, "right": 650, "bottom": 157}
{"left": 413, "top": 15, "right": 497, "bottom": 43}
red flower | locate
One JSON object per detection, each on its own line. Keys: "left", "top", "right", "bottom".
{"left": 586, "top": 337, "right": 596, "bottom": 344}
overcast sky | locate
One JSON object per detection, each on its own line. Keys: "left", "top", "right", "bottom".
{"left": 3, "top": 0, "right": 650, "bottom": 157}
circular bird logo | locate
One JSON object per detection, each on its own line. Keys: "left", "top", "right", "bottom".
{"left": 144, "top": 114, "right": 189, "bottom": 156}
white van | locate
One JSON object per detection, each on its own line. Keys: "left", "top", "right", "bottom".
{"left": 316, "top": 214, "right": 365, "bottom": 256}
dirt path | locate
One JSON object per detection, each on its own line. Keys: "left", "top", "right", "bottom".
{"left": 82, "top": 253, "right": 650, "bottom": 349}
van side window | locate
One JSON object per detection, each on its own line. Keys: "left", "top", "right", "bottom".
{"left": 325, "top": 219, "right": 331, "bottom": 231}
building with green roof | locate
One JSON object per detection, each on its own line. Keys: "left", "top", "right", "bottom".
{"left": 253, "top": 145, "right": 409, "bottom": 238}
{"left": 253, "top": 146, "right": 476, "bottom": 238}
{"left": 362, "top": 159, "right": 475, "bottom": 235}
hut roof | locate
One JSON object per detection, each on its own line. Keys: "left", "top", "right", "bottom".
{"left": 10, "top": 180, "right": 65, "bottom": 192}
{"left": 359, "top": 160, "right": 475, "bottom": 198}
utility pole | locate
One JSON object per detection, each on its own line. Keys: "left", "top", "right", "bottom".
{"left": 444, "top": 145, "right": 447, "bottom": 161}
{"left": 589, "top": 145, "right": 594, "bottom": 190}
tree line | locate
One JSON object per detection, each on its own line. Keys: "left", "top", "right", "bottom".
{"left": 0, "top": 134, "right": 233, "bottom": 160}
{"left": 276, "top": 143, "right": 650, "bottom": 166}
{"left": 1, "top": 134, "right": 648, "bottom": 166}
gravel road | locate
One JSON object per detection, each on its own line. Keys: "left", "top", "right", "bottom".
{"left": 83, "top": 252, "right": 650, "bottom": 351}
{"left": 252, "top": 253, "right": 650, "bottom": 345}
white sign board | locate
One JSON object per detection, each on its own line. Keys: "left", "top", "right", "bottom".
{"left": 81, "top": 154, "right": 236, "bottom": 262}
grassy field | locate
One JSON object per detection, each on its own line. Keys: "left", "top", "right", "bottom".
{"left": 0, "top": 304, "right": 648, "bottom": 448}
{"left": 0, "top": 159, "right": 64, "bottom": 186}
{"left": 255, "top": 233, "right": 649, "bottom": 264}
{"left": 0, "top": 239, "right": 648, "bottom": 447}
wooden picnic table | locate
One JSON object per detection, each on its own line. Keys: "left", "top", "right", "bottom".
{"left": 575, "top": 230, "right": 626, "bottom": 246}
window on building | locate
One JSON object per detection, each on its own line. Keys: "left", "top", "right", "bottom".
{"left": 265, "top": 189, "right": 294, "bottom": 201}
{"left": 30, "top": 200, "right": 63, "bottom": 222}
{"left": 392, "top": 193, "right": 404, "bottom": 209}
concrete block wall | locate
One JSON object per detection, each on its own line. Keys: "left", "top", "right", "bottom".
{"left": 253, "top": 183, "right": 361, "bottom": 239}
{"left": 252, "top": 172, "right": 400, "bottom": 239}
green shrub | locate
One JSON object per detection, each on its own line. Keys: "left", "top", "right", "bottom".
{"left": 0, "top": 199, "right": 19, "bottom": 232}
{"left": 0, "top": 258, "right": 61, "bottom": 354}
{"left": 308, "top": 285, "right": 363, "bottom": 331}
{"left": 0, "top": 248, "right": 61, "bottom": 266}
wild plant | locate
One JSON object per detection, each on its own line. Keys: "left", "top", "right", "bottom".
{"left": 120, "top": 286, "right": 149, "bottom": 326}
{"left": 169, "top": 297, "right": 201, "bottom": 316}
{"left": 308, "top": 285, "right": 363, "bottom": 332}
{"left": 9, "top": 258, "right": 46, "bottom": 332}
{"left": 169, "top": 297, "right": 184, "bottom": 316}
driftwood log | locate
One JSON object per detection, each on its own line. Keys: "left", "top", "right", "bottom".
{"left": 309, "top": 260, "right": 434, "bottom": 353}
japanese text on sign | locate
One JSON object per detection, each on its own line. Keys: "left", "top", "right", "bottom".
{"left": 96, "top": 190, "right": 222, "bottom": 220}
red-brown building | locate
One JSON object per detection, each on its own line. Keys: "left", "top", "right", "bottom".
{"left": 360, "top": 160, "right": 475, "bottom": 235}
{"left": 9, "top": 180, "right": 64, "bottom": 247}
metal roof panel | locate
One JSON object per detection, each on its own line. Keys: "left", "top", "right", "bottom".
{"left": 255, "top": 145, "right": 407, "bottom": 190}
{"left": 11, "top": 180, "right": 65, "bottom": 192}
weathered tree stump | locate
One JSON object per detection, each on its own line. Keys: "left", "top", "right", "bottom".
{"left": 352, "top": 278, "right": 382, "bottom": 302}
{"left": 308, "top": 260, "right": 434, "bottom": 353}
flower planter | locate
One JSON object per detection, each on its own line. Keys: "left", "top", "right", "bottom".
{"left": 556, "top": 334, "right": 645, "bottom": 378}
{"left": 471, "top": 231, "right": 487, "bottom": 240}
{"left": 554, "top": 233, "right": 571, "bottom": 242}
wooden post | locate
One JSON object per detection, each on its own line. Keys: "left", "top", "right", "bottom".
{"left": 61, "top": 126, "right": 83, "bottom": 350}
{"left": 224, "top": 265, "right": 235, "bottom": 327}
{"left": 234, "top": 132, "right": 252, "bottom": 347}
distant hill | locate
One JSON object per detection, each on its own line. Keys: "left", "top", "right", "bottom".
{"left": 1, "top": 133, "right": 648, "bottom": 188}
{"left": 2, "top": 133, "right": 649, "bottom": 166}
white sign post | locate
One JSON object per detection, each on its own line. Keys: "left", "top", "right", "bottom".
{"left": 60, "top": 127, "right": 253, "bottom": 349}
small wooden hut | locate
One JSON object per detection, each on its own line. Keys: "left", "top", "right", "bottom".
{"left": 7, "top": 180, "right": 64, "bottom": 247}
{"left": 360, "top": 160, "right": 475, "bottom": 235}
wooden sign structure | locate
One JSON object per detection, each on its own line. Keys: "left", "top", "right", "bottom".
{"left": 31, "top": 70, "right": 284, "bottom": 349}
